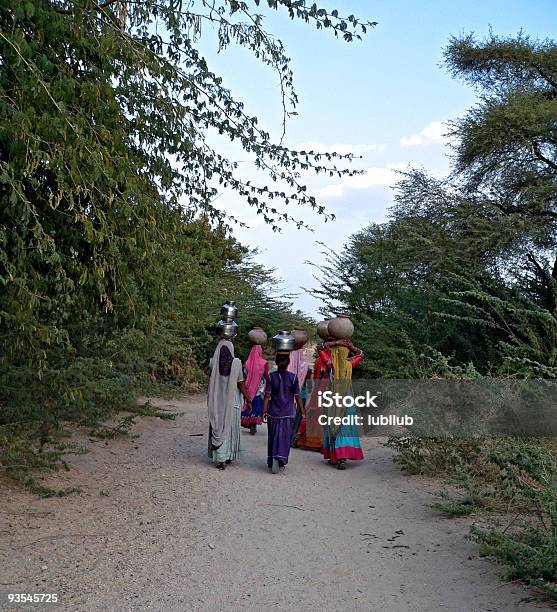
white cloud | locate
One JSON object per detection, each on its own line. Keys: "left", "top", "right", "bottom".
{"left": 295, "top": 141, "right": 386, "bottom": 155}
{"left": 314, "top": 162, "right": 410, "bottom": 199}
{"left": 400, "top": 121, "right": 446, "bottom": 147}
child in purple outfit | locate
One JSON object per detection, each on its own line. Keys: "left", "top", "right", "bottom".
{"left": 262, "top": 352, "right": 304, "bottom": 474}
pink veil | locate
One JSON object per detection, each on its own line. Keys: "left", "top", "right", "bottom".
{"left": 288, "top": 348, "right": 308, "bottom": 385}
{"left": 244, "top": 345, "right": 267, "bottom": 400}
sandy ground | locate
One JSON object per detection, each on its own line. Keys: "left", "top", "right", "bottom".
{"left": 0, "top": 394, "right": 549, "bottom": 611}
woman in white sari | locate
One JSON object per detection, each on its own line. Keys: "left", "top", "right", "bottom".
{"left": 208, "top": 330, "right": 251, "bottom": 470}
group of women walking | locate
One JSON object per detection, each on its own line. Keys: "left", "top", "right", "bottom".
{"left": 207, "top": 309, "right": 365, "bottom": 473}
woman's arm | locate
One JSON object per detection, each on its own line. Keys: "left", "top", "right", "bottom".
{"left": 346, "top": 340, "right": 363, "bottom": 357}
{"left": 238, "top": 380, "right": 252, "bottom": 408}
{"left": 329, "top": 338, "right": 363, "bottom": 358}
{"left": 323, "top": 339, "right": 340, "bottom": 349}
{"left": 262, "top": 393, "right": 270, "bottom": 420}
{"left": 318, "top": 348, "right": 331, "bottom": 366}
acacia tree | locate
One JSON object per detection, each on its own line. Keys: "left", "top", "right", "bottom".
{"left": 0, "top": 1, "right": 374, "bottom": 365}
{"left": 446, "top": 33, "right": 557, "bottom": 307}
{"left": 312, "top": 33, "right": 557, "bottom": 378}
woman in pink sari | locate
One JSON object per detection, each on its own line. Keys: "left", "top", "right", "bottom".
{"left": 241, "top": 344, "right": 269, "bottom": 435}
{"left": 288, "top": 347, "right": 310, "bottom": 446}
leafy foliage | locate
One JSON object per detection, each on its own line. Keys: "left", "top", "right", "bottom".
{"left": 0, "top": 1, "right": 371, "bottom": 489}
{"left": 311, "top": 33, "right": 557, "bottom": 379}
{"left": 1, "top": 0, "right": 372, "bottom": 367}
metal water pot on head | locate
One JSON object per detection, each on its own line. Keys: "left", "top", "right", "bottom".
{"left": 272, "top": 330, "right": 295, "bottom": 352}
{"left": 217, "top": 319, "right": 239, "bottom": 339}
{"left": 220, "top": 300, "right": 238, "bottom": 322}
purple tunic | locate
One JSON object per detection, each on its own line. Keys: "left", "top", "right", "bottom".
{"left": 265, "top": 371, "right": 300, "bottom": 467}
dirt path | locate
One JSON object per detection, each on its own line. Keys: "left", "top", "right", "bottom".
{"left": 0, "top": 395, "right": 547, "bottom": 611}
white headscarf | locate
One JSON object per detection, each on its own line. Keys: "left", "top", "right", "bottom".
{"left": 207, "top": 339, "right": 242, "bottom": 451}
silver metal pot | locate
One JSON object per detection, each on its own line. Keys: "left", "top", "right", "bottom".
{"left": 220, "top": 300, "right": 238, "bottom": 321}
{"left": 271, "top": 330, "right": 295, "bottom": 352}
{"left": 217, "top": 319, "right": 239, "bottom": 339}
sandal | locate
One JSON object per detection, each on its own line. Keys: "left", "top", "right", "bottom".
{"left": 336, "top": 460, "right": 346, "bottom": 470}
{"left": 216, "top": 462, "right": 226, "bottom": 470}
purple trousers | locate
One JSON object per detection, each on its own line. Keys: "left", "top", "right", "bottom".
{"left": 267, "top": 417, "right": 294, "bottom": 467}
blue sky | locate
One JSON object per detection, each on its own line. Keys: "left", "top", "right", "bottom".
{"left": 195, "top": 0, "right": 557, "bottom": 317}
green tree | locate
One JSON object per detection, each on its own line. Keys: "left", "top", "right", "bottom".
{"left": 0, "top": 0, "right": 374, "bottom": 366}
{"left": 446, "top": 33, "right": 557, "bottom": 305}
{"left": 312, "top": 32, "right": 557, "bottom": 378}
{"left": 0, "top": 1, "right": 374, "bottom": 485}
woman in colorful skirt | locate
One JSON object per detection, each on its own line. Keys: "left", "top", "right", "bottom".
{"left": 321, "top": 341, "right": 364, "bottom": 470}
{"left": 241, "top": 344, "right": 269, "bottom": 435}
{"left": 263, "top": 352, "right": 303, "bottom": 473}
{"left": 295, "top": 342, "right": 332, "bottom": 450}
{"left": 296, "top": 338, "right": 362, "bottom": 450}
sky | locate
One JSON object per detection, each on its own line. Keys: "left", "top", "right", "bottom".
{"left": 195, "top": 0, "right": 557, "bottom": 317}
